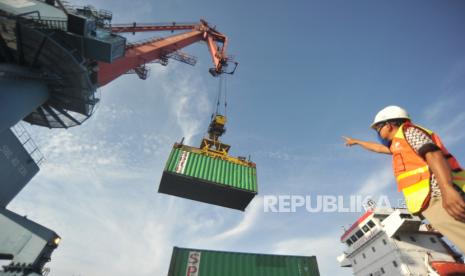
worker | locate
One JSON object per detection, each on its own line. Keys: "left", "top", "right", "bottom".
{"left": 343, "top": 105, "right": 465, "bottom": 253}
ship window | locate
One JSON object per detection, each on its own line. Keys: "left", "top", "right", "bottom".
{"left": 351, "top": 235, "right": 358, "bottom": 243}
{"left": 369, "top": 273, "right": 373, "bottom": 276}
{"left": 353, "top": 259, "right": 357, "bottom": 265}
{"left": 380, "top": 267, "right": 385, "bottom": 274}
{"left": 409, "top": 236, "right": 416, "bottom": 242}
{"left": 362, "top": 225, "right": 370, "bottom": 232}
{"left": 430, "top": 237, "right": 437, "bottom": 243}
{"left": 356, "top": 230, "right": 364, "bottom": 238}
{"left": 392, "top": 260, "right": 398, "bottom": 267}
{"left": 367, "top": 220, "right": 375, "bottom": 228}
{"left": 382, "top": 239, "right": 387, "bottom": 245}
{"left": 362, "top": 253, "right": 366, "bottom": 259}
{"left": 371, "top": 246, "right": 376, "bottom": 252}
{"left": 400, "top": 213, "right": 413, "bottom": 219}
{"left": 346, "top": 239, "right": 353, "bottom": 246}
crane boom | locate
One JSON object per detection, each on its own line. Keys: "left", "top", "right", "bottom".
{"left": 110, "top": 22, "right": 198, "bottom": 33}
{"left": 97, "top": 20, "right": 232, "bottom": 87}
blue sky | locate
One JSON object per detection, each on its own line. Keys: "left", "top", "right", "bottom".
{"left": 8, "top": 0, "right": 465, "bottom": 275}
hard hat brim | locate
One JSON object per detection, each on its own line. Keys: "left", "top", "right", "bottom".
{"left": 370, "top": 116, "right": 410, "bottom": 129}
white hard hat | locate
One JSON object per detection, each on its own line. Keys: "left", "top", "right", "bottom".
{"left": 371, "top": 106, "right": 410, "bottom": 128}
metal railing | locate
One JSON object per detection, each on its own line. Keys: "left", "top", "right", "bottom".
{"left": 11, "top": 123, "right": 45, "bottom": 167}
{"left": 32, "top": 17, "right": 68, "bottom": 30}
{"left": 126, "top": 36, "right": 165, "bottom": 48}
{"left": 111, "top": 21, "right": 197, "bottom": 28}
{"left": 17, "top": 15, "right": 68, "bottom": 31}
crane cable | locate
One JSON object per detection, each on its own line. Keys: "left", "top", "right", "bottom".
{"left": 214, "top": 75, "right": 228, "bottom": 117}
{"left": 224, "top": 76, "right": 228, "bottom": 117}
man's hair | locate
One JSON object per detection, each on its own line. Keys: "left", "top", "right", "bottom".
{"left": 387, "top": 118, "right": 410, "bottom": 127}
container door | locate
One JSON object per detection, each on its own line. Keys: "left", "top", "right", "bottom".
{"left": 298, "top": 258, "right": 319, "bottom": 276}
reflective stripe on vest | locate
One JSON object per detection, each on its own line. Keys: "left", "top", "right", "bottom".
{"left": 453, "top": 170, "right": 465, "bottom": 190}
{"left": 396, "top": 165, "right": 429, "bottom": 185}
{"left": 390, "top": 123, "right": 465, "bottom": 214}
{"left": 402, "top": 179, "right": 430, "bottom": 213}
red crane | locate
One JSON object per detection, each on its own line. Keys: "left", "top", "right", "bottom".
{"left": 97, "top": 20, "right": 237, "bottom": 87}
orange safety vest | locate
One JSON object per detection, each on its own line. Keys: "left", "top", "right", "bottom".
{"left": 390, "top": 122, "right": 465, "bottom": 214}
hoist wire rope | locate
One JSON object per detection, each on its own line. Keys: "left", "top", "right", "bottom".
{"left": 215, "top": 75, "right": 223, "bottom": 115}
{"left": 224, "top": 75, "right": 228, "bottom": 117}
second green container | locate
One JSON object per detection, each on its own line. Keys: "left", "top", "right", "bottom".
{"left": 167, "top": 247, "right": 320, "bottom": 276}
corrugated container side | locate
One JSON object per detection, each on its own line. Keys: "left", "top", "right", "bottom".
{"left": 159, "top": 144, "right": 257, "bottom": 210}
{"left": 165, "top": 146, "right": 257, "bottom": 192}
{"left": 165, "top": 148, "right": 179, "bottom": 171}
{"left": 167, "top": 247, "right": 320, "bottom": 276}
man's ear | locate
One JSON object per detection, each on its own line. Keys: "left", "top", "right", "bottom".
{"left": 387, "top": 123, "right": 395, "bottom": 133}
{"left": 387, "top": 123, "right": 399, "bottom": 135}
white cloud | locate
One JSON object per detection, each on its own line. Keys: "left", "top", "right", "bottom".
{"left": 160, "top": 70, "right": 211, "bottom": 145}
{"left": 9, "top": 132, "right": 212, "bottom": 276}
{"left": 422, "top": 98, "right": 455, "bottom": 123}
{"left": 419, "top": 97, "right": 465, "bottom": 147}
{"left": 435, "top": 111, "right": 465, "bottom": 146}
{"left": 211, "top": 196, "right": 263, "bottom": 241}
{"left": 356, "top": 166, "right": 393, "bottom": 196}
{"left": 272, "top": 232, "right": 351, "bottom": 276}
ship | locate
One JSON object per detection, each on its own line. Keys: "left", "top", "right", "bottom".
{"left": 338, "top": 204, "right": 465, "bottom": 275}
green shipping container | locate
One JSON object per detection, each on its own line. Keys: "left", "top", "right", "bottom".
{"left": 158, "top": 144, "right": 257, "bottom": 211}
{"left": 167, "top": 247, "right": 320, "bottom": 276}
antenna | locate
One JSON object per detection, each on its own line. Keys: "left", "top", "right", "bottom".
{"left": 363, "top": 199, "right": 377, "bottom": 211}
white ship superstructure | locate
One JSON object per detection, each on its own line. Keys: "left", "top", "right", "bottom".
{"left": 338, "top": 207, "right": 465, "bottom": 276}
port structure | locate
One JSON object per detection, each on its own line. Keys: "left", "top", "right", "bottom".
{"left": 0, "top": 122, "right": 52, "bottom": 276}
{"left": 99, "top": 19, "right": 237, "bottom": 86}
{"left": 0, "top": 208, "right": 60, "bottom": 276}
{"left": 0, "top": 1, "right": 236, "bottom": 132}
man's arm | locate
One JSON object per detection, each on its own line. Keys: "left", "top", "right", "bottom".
{"left": 343, "top": 136, "right": 391, "bottom": 154}
{"left": 425, "top": 151, "right": 465, "bottom": 222}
